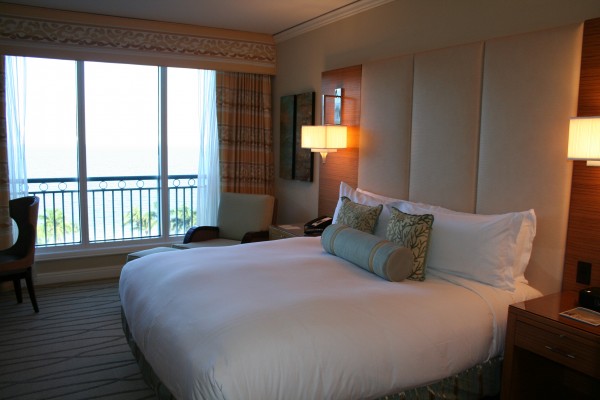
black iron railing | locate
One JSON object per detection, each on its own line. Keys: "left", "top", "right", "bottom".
{"left": 28, "top": 175, "right": 198, "bottom": 246}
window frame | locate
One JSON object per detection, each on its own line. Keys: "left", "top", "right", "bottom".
{"left": 24, "top": 59, "right": 197, "bottom": 261}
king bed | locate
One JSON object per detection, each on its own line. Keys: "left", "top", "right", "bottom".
{"left": 120, "top": 183, "right": 543, "bottom": 399}
{"left": 120, "top": 22, "right": 583, "bottom": 399}
{"left": 120, "top": 232, "right": 539, "bottom": 399}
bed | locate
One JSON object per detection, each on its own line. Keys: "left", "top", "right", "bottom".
{"left": 120, "top": 22, "right": 583, "bottom": 400}
{"left": 120, "top": 183, "right": 543, "bottom": 399}
{"left": 120, "top": 239, "right": 541, "bottom": 400}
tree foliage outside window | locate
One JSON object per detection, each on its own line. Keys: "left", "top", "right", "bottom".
{"left": 37, "top": 209, "right": 79, "bottom": 246}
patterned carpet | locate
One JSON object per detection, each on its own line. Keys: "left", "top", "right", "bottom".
{"left": 0, "top": 279, "right": 156, "bottom": 400}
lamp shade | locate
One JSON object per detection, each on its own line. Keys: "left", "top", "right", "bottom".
{"left": 568, "top": 117, "right": 600, "bottom": 160}
{"left": 301, "top": 125, "right": 347, "bottom": 151}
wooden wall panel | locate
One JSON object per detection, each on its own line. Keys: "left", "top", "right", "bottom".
{"left": 318, "top": 65, "right": 361, "bottom": 216}
{"left": 563, "top": 18, "right": 600, "bottom": 292}
{"left": 576, "top": 19, "right": 600, "bottom": 117}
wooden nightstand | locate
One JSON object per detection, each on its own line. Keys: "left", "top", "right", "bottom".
{"left": 268, "top": 223, "right": 306, "bottom": 240}
{"left": 501, "top": 291, "right": 600, "bottom": 400}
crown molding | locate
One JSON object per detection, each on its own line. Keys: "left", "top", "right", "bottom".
{"left": 274, "top": 0, "right": 395, "bottom": 43}
{"left": 0, "top": 3, "right": 276, "bottom": 74}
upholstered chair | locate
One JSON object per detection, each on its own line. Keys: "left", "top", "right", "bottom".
{"left": 173, "top": 192, "right": 275, "bottom": 249}
{"left": 126, "top": 192, "right": 275, "bottom": 262}
{"left": 0, "top": 196, "right": 40, "bottom": 312}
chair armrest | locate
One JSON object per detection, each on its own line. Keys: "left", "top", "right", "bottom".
{"left": 183, "top": 226, "right": 219, "bottom": 243}
{"left": 241, "top": 230, "right": 270, "bottom": 244}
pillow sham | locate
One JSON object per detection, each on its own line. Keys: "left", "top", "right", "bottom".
{"left": 400, "top": 202, "right": 536, "bottom": 285}
{"left": 356, "top": 187, "right": 404, "bottom": 204}
{"left": 321, "top": 224, "right": 413, "bottom": 282}
{"left": 512, "top": 210, "right": 537, "bottom": 283}
{"left": 336, "top": 196, "right": 383, "bottom": 234}
{"left": 356, "top": 187, "right": 435, "bottom": 210}
{"left": 386, "top": 207, "right": 434, "bottom": 281}
{"left": 401, "top": 202, "right": 527, "bottom": 291}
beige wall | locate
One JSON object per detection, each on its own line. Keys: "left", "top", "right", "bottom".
{"left": 274, "top": 0, "right": 600, "bottom": 224}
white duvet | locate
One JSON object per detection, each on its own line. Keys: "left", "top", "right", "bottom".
{"left": 119, "top": 237, "right": 541, "bottom": 400}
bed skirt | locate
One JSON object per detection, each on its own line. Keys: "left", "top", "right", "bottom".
{"left": 121, "top": 309, "right": 501, "bottom": 400}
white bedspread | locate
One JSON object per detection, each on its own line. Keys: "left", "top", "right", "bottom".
{"left": 119, "top": 237, "right": 541, "bottom": 400}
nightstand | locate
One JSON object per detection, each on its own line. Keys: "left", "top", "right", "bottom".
{"left": 268, "top": 223, "right": 306, "bottom": 240}
{"left": 501, "top": 291, "right": 600, "bottom": 400}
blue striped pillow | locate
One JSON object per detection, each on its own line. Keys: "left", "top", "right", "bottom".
{"left": 321, "top": 224, "right": 413, "bottom": 282}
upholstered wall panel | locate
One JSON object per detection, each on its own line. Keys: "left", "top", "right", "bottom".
{"left": 409, "top": 43, "right": 484, "bottom": 212}
{"left": 478, "top": 24, "right": 582, "bottom": 294}
{"left": 358, "top": 23, "right": 583, "bottom": 294}
{"left": 359, "top": 55, "right": 414, "bottom": 199}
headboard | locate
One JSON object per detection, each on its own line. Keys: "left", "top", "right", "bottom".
{"left": 358, "top": 23, "right": 583, "bottom": 295}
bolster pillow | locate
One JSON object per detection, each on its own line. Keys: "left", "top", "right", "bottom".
{"left": 321, "top": 224, "right": 413, "bottom": 282}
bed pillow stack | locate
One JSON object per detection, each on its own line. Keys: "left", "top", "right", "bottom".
{"left": 331, "top": 182, "right": 537, "bottom": 291}
{"left": 331, "top": 184, "right": 434, "bottom": 281}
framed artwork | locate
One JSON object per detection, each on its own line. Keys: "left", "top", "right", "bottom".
{"left": 279, "top": 91, "right": 315, "bottom": 181}
{"left": 279, "top": 95, "right": 295, "bottom": 180}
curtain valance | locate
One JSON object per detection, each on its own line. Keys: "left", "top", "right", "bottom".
{"left": 0, "top": 4, "right": 276, "bottom": 75}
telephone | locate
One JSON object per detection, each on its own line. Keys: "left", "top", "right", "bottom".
{"left": 304, "top": 216, "right": 333, "bottom": 236}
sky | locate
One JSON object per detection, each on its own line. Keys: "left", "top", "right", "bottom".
{"left": 19, "top": 57, "right": 203, "bottom": 180}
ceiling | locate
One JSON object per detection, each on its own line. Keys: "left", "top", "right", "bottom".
{"left": 3, "top": 0, "right": 387, "bottom": 36}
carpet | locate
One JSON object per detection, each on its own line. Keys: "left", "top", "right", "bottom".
{"left": 0, "top": 279, "right": 156, "bottom": 400}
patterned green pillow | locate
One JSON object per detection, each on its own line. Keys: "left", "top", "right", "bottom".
{"left": 336, "top": 196, "right": 383, "bottom": 234}
{"left": 386, "top": 207, "right": 434, "bottom": 281}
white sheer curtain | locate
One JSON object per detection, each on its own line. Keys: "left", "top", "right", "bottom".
{"left": 196, "top": 70, "right": 220, "bottom": 226}
{"left": 4, "top": 56, "right": 29, "bottom": 199}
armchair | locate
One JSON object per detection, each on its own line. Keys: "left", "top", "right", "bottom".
{"left": 126, "top": 192, "right": 275, "bottom": 262}
{"left": 172, "top": 192, "right": 275, "bottom": 249}
{"left": 0, "top": 196, "right": 40, "bottom": 312}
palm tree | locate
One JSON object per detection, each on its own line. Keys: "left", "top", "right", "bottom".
{"left": 170, "top": 206, "right": 196, "bottom": 234}
{"left": 37, "top": 208, "right": 79, "bottom": 245}
{"left": 124, "top": 207, "right": 158, "bottom": 236}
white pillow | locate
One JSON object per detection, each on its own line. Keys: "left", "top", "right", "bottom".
{"left": 400, "top": 202, "right": 536, "bottom": 291}
{"left": 415, "top": 203, "right": 536, "bottom": 284}
{"left": 332, "top": 182, "right": 357, "bottom": 222}
{"left": 356, "top": 187, "right": 436, "bottom": 210}
{"left": 355, "top": 187, "right": 403, "bottom": 204}
{"left": 512, "top": 210, "right": 537, "bottom": 283}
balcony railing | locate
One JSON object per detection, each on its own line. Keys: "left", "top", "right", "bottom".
{"left": 28, "top": 175, "right": 198, "bottom": 247}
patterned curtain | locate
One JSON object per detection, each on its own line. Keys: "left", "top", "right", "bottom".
{"left": 0, "top": 57, "right": 13, "bottom": 248}
{"left": 216, "top": 72, "right": 274, "bottom": 194}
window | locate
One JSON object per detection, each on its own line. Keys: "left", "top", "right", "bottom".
{"left": 4, "top": 56, "right": 218, "bottom": 253}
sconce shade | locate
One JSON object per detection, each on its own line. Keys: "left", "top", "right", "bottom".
{"left": 301, "top": 125, "right": 348, "bottom": 163}
{"left": 568, "top": 117, "right": 600, "bottom": 161}
{"left": 301, "top": 125, "right": 347, "bottom": 150}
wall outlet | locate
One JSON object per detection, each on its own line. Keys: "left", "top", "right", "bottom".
{"left": 576, "top": 261, "right": 592, "bottom": 285}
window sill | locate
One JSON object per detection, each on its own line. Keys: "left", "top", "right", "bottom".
{"left": 35, "top": 238, "right": 182, "bottom": 261}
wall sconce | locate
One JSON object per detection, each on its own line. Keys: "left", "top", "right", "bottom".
{"left": 568, "top": 116, "right": 600, "bottom": 166}
{"left": 301, "top": 125, "right": 348, "bottom": 162}
{"left": 301, "top": 88, "right": 348, "bottom": 163}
